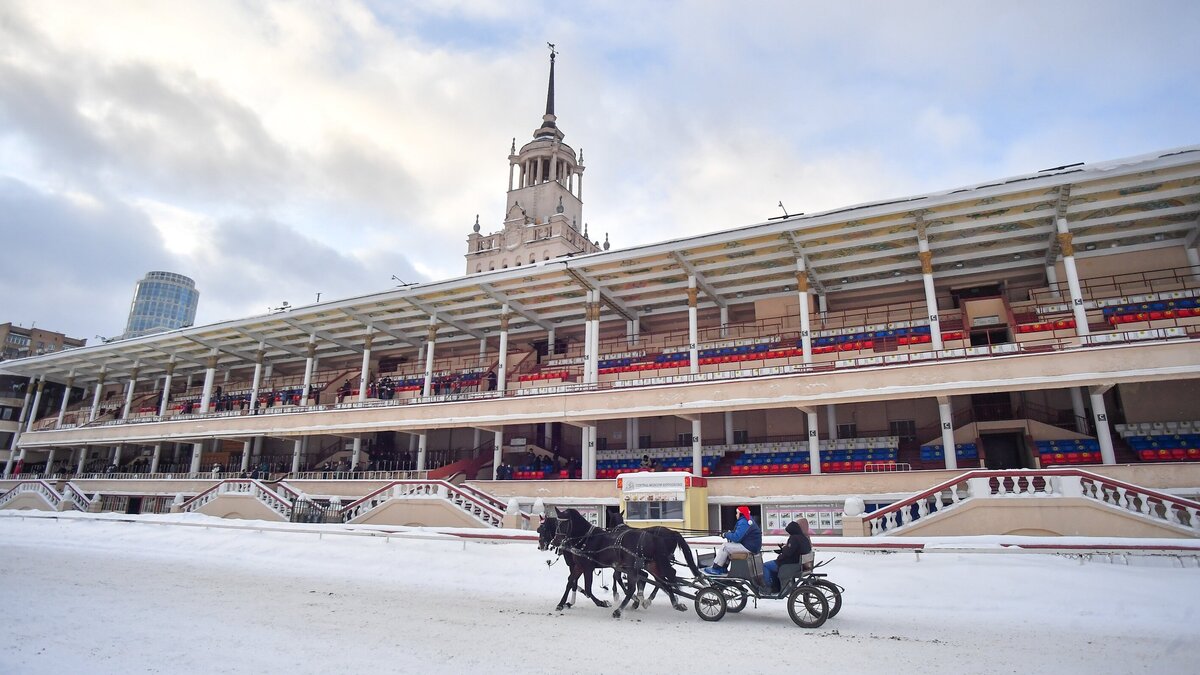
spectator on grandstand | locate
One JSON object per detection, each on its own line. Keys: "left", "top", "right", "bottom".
{"left": 703, "top": 505, "right": 762, "bottom": 576}
{"left": 640, "top": 454, "right": 653, "bottom": 469}
{"left": 337, "top": 380, "right": 352, "bottom": 403}
{"left": 762, "top": 518, "right": 812, "bottom": 591}
{"left": 497, "top": 461, "right": 513, "bottom": 480}
{"left": 486, "top": 370, "right": 497, "bottom": 391}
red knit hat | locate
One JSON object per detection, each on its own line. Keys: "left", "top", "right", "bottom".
{"left": 737, "top": 506, "right": 751, "bottom": 519}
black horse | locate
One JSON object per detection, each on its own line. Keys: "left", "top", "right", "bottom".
{"left": 537, "top": 515, "right": 617, "bottom": 611}
{"left": 550, "top": 507, "right": 703, "bottom": 618}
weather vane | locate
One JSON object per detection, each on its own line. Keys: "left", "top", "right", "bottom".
{"left": 548, "top": 42, "right": 557, "bottom": 58}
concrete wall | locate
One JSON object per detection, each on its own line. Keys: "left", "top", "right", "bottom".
{"left": 353, "top": 498, "right": 486, "bottom": 528}
{"left": 197, "top": 494, "right": 288, "bottom": 521}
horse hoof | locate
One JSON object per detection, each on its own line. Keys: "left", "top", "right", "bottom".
{"left": 556, "top": 605, "right": 565, "bottom": 612}
{"left": 601, "top": 601, "right": 611, "bottom": 608}
{"left": 612, "top": 610, "right": 622, "bottom": 619}
{"left": 673, "top": 603, "right": 687, "bottom": 612}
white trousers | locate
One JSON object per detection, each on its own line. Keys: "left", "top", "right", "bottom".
{"left": 714, "top": 541, "right": 750, "bottom": 567}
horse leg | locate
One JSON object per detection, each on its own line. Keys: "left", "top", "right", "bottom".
{"left": 580, "top": 567, "right": 611, "bottom": 608}
{"left": 648, "top": 561, "right": 686, "bottom": 612}
{"left": 556, "top": 565, "right": 581, "bottom": 611}
{"left": 612, "top": 570, "right": 639, "bottom": 619}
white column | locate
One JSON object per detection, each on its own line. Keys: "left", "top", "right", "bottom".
{"left": 796, "top": 262, "right": 813, "bottom": 363}
{"left": 301, "top": 337, "right": 317, "bottom": 402}
{"left": 121, "top": 369, "right": 138, "bottom": 419}
{"left": 3, "top": 382, "right": 33, "bottom": 477}
{"left": 240, "top": 440, "right": 252, "bottom": 473}
{"left": 724, "top": 411, "right": 734, "bottom": 445}
{"left": 937, "top": 396, "right": 958, "bottom": 470}
{"left": 918, "top": 235, "right": 944, "bottom": 350}
{"left": 1187, "top": 247, "right": 1200, "bottom": 281}
{"left": 358, "top": 334, "right": 373, "bottom": 402}
{"left": 76, "top": 447, "right": 87, "bottom": 474}
{"left": 584, "top": 424, "right": 596, "bottom": 480}
{"left": 826, "top": 404, "right": 838, "bottom": 441}
{"left": 818, "top": 293, "right": 828, "bottom": 321}
{"left": 1056, "top": 218, "right": 1091, "bottom": 337}
{"left": 720, "top": 306, "right": 729, "bottom": 339}
{"left": 508, "top": 161, "right": 515, "bottom": 191}
{"left": 190, "top": 442, "right": 203, "bottom": 474}
{"left": 577, "top": 173, "right": 584, "bottom": 201}
{"left": 150, "top": 443, "right": 162, "bottom": 474}
{"left": 351, "top": 437, "right": 362, "bottom": 470}
{"left": 492, "top": 430, "right": 503, "bottom": 480}
{"left": 583, "top": 298, "right": 594, "bottom": 383}
{"left": 57, "top": 373, "right": 75, "bottom": 427}
{"left": 417, "top": 432, "right": 428, "bottom": 471}
{"left": 158, "top": 363, "right": 175, "bottom": 417}
{"left": 1070, "top": 387, "right": 1088, "bottom": 434}
{"left": 291, "top": 439, "right": 303, "bottom": 474}
{"left": 1090, "top": 387, "right": 1116, "bottom": 464}
{"left": 89, "top": 370, "right": 106, "bottom": 421}
{"left": 688, "top": 277, "right": 699, "bottom": 374}
{"left": 546, "top": 327, "right": 556, "bottom": 356}
{"left": 806, "top": 409, "right": 821, "bottom": 475}
{"left": 626, "top": 418, "right": 636, "bottom": 452}
{"left": 498, "top": 307, "right": 510, "bottom": 392}
{"left": 248, "top": 353, "right": 263, "bottom": 411}
{"left": 43, "top": 447, "right": 57, "bottom": 476}
{"left": 691, "top": 418, "right": 703, "bottom": 475}
{"left": 1046, "top": 264, "right": 1061, "bottom": 299}
{"left": 200, "top": 355, "right": 217, "bottom": 412}
{"left": 422, "top": 318, "right": 437, "bottom": 397}
{"left": 478, "top": 336, "right": 488, "bottom": 368}
{"left": 589, "top": 291, "right": 600, "bottom": 383}
{"left": 25, "top": 376, "right": 45, "bottom": 431}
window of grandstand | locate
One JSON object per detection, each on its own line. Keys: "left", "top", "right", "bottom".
{"left": 733, "top": 429, "right": 749, "bottom": 444}
{"left": 889, "top": 419, "right": 917, "bottom": 443}
{"left": 626, "top": 500, "right": 683, "bottom": 521}
{"left": 638, "top": 435, "right": 652, "bottom": 448}
{"left": 596, "top": 436, "right": 607, "bottom": 451}
{"left": 837, "top": 423, "right": 857, "bottom": 438}
{"left": 677, "top": 433, "right": 694, "bottom": 446}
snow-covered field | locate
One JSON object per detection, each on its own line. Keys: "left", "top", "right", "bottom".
{"left": 1, "top": 512, "right": 1198, "bottom": 674}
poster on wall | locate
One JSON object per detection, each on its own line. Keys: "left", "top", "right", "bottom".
{"left": 764, "top": 503, "right": 843, "bottom": 535}
{"left": 569, "top": 505, "right": 600, "bottom": 526}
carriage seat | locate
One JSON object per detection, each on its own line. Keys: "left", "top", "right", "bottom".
{"left": 728, "top": 552, "right": 766, "bottom": 586}
{"left": 777, "top": 553, "right": 815, "bottom": 585}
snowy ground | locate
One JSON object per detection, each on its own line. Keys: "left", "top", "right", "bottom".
{"left": 1, "top": 513, "right": 1198, "bottom": 675}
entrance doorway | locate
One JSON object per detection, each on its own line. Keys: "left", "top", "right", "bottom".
{"left": 981, "top": 433, "right": 1028, "bottom": 469}
{"left": 125, "top": 497, "right": 143, "bottom": 515}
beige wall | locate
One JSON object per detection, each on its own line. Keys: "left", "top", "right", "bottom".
{"left": 1117, "top": 380, "right": 1200, "bottom": 423}
{"left": 197, "top": 494, "right": 288, "bottom": 521}
{"left": 352, "top": 499, "right": 486, "bottom": 527}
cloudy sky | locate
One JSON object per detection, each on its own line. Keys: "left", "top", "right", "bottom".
{"left": 2, "top": 1, "right": 1198, "bottom": 342}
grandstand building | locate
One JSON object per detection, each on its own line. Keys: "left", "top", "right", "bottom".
{"left": 2, "top": 55, "right": 1199, "bottom": 538}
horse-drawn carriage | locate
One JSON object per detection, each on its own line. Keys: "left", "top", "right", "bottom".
{"left": 539, "top": 508, "right": 842, "bottom": 629}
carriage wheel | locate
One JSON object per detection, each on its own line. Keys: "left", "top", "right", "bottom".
{"left": 810, "top": 579, "right": 842, "bottom": 618}
{"left": 721, "top": 585, "right": 748, "bottom": 613}
{"left": 787, "top": 585, "right": 828, "bottom": 629}
{"left": 694, "top": 588, "right": 727, "bottom": 622}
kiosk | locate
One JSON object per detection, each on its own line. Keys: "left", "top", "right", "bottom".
{"left": 616, "top": 471, "right": 708, "bottom": 531}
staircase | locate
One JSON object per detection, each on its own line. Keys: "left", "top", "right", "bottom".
{"left": 341, "top": 480, "right": 529, "bottom": 528}
{"left": 852, "top": 468, "right": 1200, "bottom": 537}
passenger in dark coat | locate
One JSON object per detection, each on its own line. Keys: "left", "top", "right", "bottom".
{"left": 762, "top": 518, "right": 813, "bottom": 590}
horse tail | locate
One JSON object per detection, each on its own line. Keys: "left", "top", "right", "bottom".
{"left": 673, "top": 530, "right": 702, "bottom": 577}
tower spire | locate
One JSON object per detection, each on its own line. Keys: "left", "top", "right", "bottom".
{"left": 545, "top": 43, "right": 557, "bottom": 117}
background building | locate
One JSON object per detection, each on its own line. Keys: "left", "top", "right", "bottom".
{"left": 0, "top": 323, "right": 85, "bottom": 361}
{"left": 120, "top": 271, "right": 200, "bottom": 340}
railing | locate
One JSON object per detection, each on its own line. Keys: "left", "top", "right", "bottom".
{"left": 21, "top": 293, "right": 1200, "bottom": 435}
{"left": 289, "top": 470, "right": 429, "bottom": 481}
{"left": 62, "top": 483, "right": 93, "bottom": 511}
{"left": 862, "top": 468, "right": 1200, "bottom": 536}
{"left": 0, "top": 480, "right": 65, "bottom": 509}
{"left": 179, "top": 479, "right": 298, "bottom": 518}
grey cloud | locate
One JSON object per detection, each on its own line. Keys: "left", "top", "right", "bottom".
{"left": 0, "top": 177, "right": 177, "bottom": 339}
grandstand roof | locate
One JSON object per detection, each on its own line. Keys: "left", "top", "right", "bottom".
{"left": 7, "top": 145, "right": 1200, "bottom": 384}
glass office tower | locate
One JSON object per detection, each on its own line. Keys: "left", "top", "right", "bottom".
{"left": 120, "top": 271, "right": 199, "bottom": 339}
